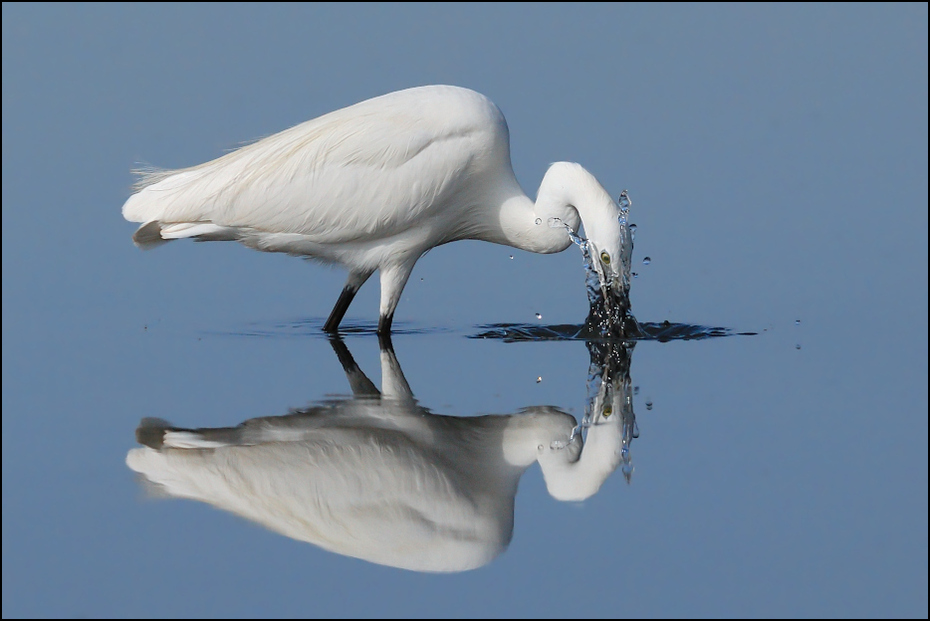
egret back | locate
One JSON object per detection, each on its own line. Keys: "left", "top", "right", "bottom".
{"left": 122, "top": 86, "right": 520, "bottom": 249}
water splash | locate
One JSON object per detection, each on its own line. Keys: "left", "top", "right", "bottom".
{"left": 549, "top": 190, "right": 643, "bottom": 339}
{"left": 617, "top": 189, "right": 635, "bottom": 294}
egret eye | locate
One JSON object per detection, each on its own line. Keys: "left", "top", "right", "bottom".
{"left": 600, "top": 251, "right": 611, "bottom": 265}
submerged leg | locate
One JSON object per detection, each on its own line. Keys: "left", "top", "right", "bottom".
{"left": 324, "top": 270, "right": 373, "bottom": 333}
{"left": 377, "top": 260, "right": 417, "bottom": 335}
{"left": 377, "top": 313, "right": 394, "bottom": 335}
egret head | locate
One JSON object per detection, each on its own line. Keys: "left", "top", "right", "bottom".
{"left": 582, "top": 200, "right": 631, "bottom": 313}
{"left": 536, "top": 163, "right": 635, "bottom": 320}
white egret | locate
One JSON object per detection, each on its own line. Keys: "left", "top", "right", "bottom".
{"left": 122, "top": 85, "right": 624, "bottom": 333}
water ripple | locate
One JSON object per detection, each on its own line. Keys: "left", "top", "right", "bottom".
{"left": 471, "top": 321, "right": 757, "bottom": 343}
{"left": 212, "top": 318, "right": 451, "bottom": 339}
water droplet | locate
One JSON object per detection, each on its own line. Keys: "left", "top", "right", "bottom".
{"left": 629, "top": 224, "right": 637, "bottom": 232}
{"left": 795, "top": 319, "right": 801, "bottom": 326}
{"left": 642, "top": 257, "right": 652, "bottom": 265}
{"left": 618, "top": 190, "right": 632, "bottom": 210}
{"left": 645, "top": 400, "right": 653, "bottom": 411}
{"left": 795, "top": 344, "right": 801, "bottom": 350}
{"left": 509, "top": 255, "right": 514, "bottom": 260}
{"left": 634, "top": 386, "right": 640, "bottom": 394}
{"left": 534, "top": 218, "right": 542, "bottom": 225}
{"left": 420, "top": 277, "right": 424, "bottom": 281}
{"left": 536, "top": 376, "right": 542, "bottom": 383}
{"left": 632, "top": 272, "right": 638, "bottom": 278}
{"left": 535, "top": 312, "right": 542, "bottom": 319}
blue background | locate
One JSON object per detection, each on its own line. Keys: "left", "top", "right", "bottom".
{"left": 3, "top": 4, "right": 927, "bottom": 617}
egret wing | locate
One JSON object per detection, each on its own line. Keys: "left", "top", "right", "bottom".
{"left": 122, "top": 86, "right": 510, "bottom": 245}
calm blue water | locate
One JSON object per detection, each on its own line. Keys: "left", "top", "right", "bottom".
{"left": 3, "top": 4, "right": 926, "bottom": 618}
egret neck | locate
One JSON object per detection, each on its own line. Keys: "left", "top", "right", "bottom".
{"left": 496, "top": 162, "right": 620, "bottom": 258}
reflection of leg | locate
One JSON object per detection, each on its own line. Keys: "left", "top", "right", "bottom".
{"left": 328, "top": 336, "right": 379, "bottom": 397}
{"left": 379, "top": 340, "right": 414, "bottom": 401}
{"left": 324, "top": 270, "right": 374, "bottom": 333}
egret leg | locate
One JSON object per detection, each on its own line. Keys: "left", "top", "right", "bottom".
{"left": 377, "top": 313, "right": 394, "bottom": 335}
{"left": 377, "top": 260, "right": 417, "bottom": 335}
{"left": 324, "top": 270, "right": 373, "bottom": 333}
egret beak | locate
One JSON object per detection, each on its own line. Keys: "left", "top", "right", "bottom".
{"left": 589, "top": 250, "right": 626, "bottom": 308}
{"left": 601, "top": 267, "right": 630, "bottom": 313}
{"left": 584, "top": 239, "right": 638, "bottom": 338}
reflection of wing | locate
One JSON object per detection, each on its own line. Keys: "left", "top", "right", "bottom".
{"left": 126, "top": 406, "right": 579, "bottom": 573}
{"left": 122, "top": 86, "right": 515, "bottom": 245}
{"left": 128, "top": 428, "right": 507, "bottom": 572}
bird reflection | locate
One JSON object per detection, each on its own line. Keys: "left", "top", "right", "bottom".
{"left": 126, "top": 336, "right": 639, "bottom": 572}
